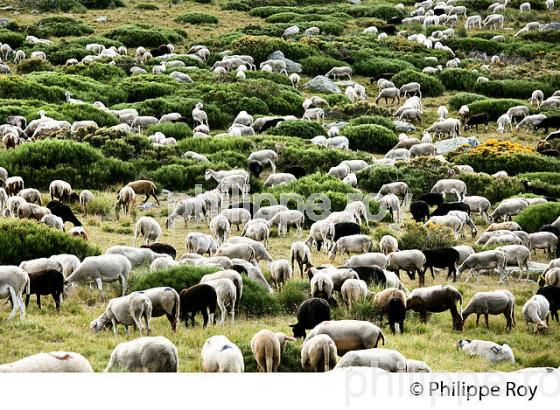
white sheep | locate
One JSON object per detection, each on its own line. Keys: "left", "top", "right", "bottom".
{"left": 90, "top": 292, "right": 152, "bottom": 336}
{"left": 457, "top": 339, "right": 514, "bottom": 363}
{"left": 301, "top": 334, "right": 338, "bottom": 372}
{"left": 66, "top": 254, "right": 131, "bottom": 296}
{"left": 522, "top": 295, "right": 550, "bottom": 332}
{"left": 201, "top": 335, "right": 244, "bottom": 372}
{"left": 134, "top": 216, "right": 162, "bottom": 245}
{"left": 269, "top": 259, "right": 292, "bottom": 290}
{"left": 0, "top": 352, "right": 93, "bottom": 372}
{"left": 105, "top": 336, "right": 179, "bottom": 372}
{"left": 250, "top": 330, "right": 295, "bottom": 372}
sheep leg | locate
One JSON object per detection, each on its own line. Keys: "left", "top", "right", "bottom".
{"left": 144, "top": 313, "right": 150, "bottom": 336}
{"left": 25, "top": 293, "right": 30, "bottom": 308}
{"left": 217, "top": 299, "right": 226, "bottom": 325}
{"left": 120, "top": 274, "right": 127, "bottom": 296}
{"left": 36, "top": 294, "right": 41, "bottom": 310}
{"left": 201, "top": 309, "right": 209, "bottom": 327}
{"left": 112, "top": 318, "right": 119, "bottom": 336}
{"left": 484, "top": 313, "right": 489, "bottom": 329}
{"left": 6, "top": 287, "right": 19, "bottom": 320}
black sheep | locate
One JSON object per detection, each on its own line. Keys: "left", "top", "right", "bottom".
{"left": 433, "top": 7, "right": 446, "bottom": 15}
{"left": 431, "top": 201, "right": 470, "bottom": 217}
{"left": 464, "top": 113, "right": 489, "bottom": 131}
{"left": 283, "top": 165, "right": 307, "bottom": 179}
{"left": 422, "top": 248, "right": 461, "bottom": 282}
{"left": 289, "top": 297, "right": 331, "bottom": 338}
{"left": 386, "top": 16, "right": 402, "bottom": 25}
{"left": 254, "top": 117, "right": 285, "bottom": 133}
{"left": 141, "top": 243, "right": 177, "bottom": 259}
{"left": 248, "top": 161, "right": 264, "bottom": 178}
{"left": 26, "top": 269, "right": 64, "bottom": 312}
{"left": 149, "top": 44, "right": 172, "bottom": 58}
{"left": 386, "top": 297, "right": 406, "bottom": 334}
{"left": 347, "top": 266, "right": 387, "bottom": 287}
{"left": 410, "top": 200, "right": 430, "bottom": 222}
{"left": 46, "top": 200, "right": 82, "bottom": 226}
{"left": 179, "top": 284, "right": 217, "bottom": 327}
{"left": 333, "top": 222, "right": 360, "bottom": 242}
{"left": 540, "top": 224, "right": 560, "bottom": 238}
{"left": 522, "top": 180, "right": 554, "bottom": 198}
{"left": 536, "top": 286, "right": 560, "bottom": 321}
{"left": 417, "top": 192, "right": 444, "bottom": 206}
{"left": 535, "top": 116, "right": 560, "bottom": 133}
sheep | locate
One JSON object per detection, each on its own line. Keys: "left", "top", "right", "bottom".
{"left": 410, "top": 200, "right": 430, "bottom": 222}
{"left": 106, "top": 336, "right": 179, "bottom": 372}
{"left": 251, "top": 330, "right": 295, "bottom": 372}
{"left": 465, "top": 15, "right": 482, "bottom": 29}
{"left": 126, "top": 180, "right": 159, "bottom": 206}
{"left": 344, "top": 252, "right": 388, "bottom": 270}
{"left": 490, "top": 198, "right": 529, "bottom": 222}
{"left": 25, "top": 269, "right": 64, "bottom": 312}
{"left": 263, "top": 173, "right": 296, "bottom": 188}
{"left": 166, "top": 197, "right": 206, "bottom": 228}
{"left": 457, "top": 250, "right": 508, "bottom": 283}
{"left": 215, "top": 243, "right": 256, "bottom": 265}
{"left": 341, "top": 279, "right": 369, "bottom": 309}
{"left": 483, "top": 13, "right": 504, "bottom": 29}
{"left": 431, "top": 179, "right": 467, "bottom": 201}
{"left": 407, "top": 285, "right": 463, "bottom": 330}
{"left": 547, "top": 0, "right": 555, "bottom": 9}
{"left": 406, "top": 359, "right": 432, "bottom": 372}
{"left": 288, "top": 241, "right": 312, "bottom": 277}
{"left": 17, "top": 203, "right": 51, "bottom": 221}
{"left": 325, "top": 66, "right": 352, "bottom": 80}
{"left": 228, "top": 236, "right": 273, "bottom": 263}
{"left": 529, "top": 89, "right": 545, "bottom": 108}
{"left": 78, "top": 190, "right": 94, "bottom": 214}
{"left": 139, "top": 287, "right": 180, "bottom": 332}
{"left": 306, "top": 220, "right": 335, "bottom": 253}
{"left": 18, "top": 188, "right": 41, "bottom": 205}
{"left": 185, "top": 232, "right": 217, "bottom": 256}
{"left": 487, "top": 221, "right": 522, "bottom": 232}
{"left": 310, "top": 272, "right": 334, "bottom": 301}
{"left": 496, "top": 113, "right": 513, "bottom": 133}
{"left": 379, "top": 194, "right": 402, "bottom": 223}
{"left": 290, "top": 298, "right": 331, "bottom": 338}
{"left": 90, "top": 292, "right": 152, "bottom": 336}
{"left": 376, "top": 87, "right": 401, "bottom": 105}
{"left": 379, "top": 235, "right": 399, "bottom": 256}
{"left": 301, "top": 334, "right": 338, "bottom": 372}
{"left": 520, "top": 1, "right": 531, "bottom": 10}
{"left": 399, "top": 82, "right": 422, "bottom": 98}
{"left": 0, "top": 266, "right": 30, "bottom": 320}
{"left": 201, "top": 335, "right": 244, "bottom": 372}
{"left": 49, "top": 254, "right": 80, "bottom": 278}
{"left": 303, "top": 107, "right": 325, "bottom": 121}
{"left": 426, "top": 119, "right": 460, "bottom": 139}
{"left": 0, "top": 352, "right": 93, "bottom": 372}
{"left": 269, "top": 259, "right": 292, "bottom": 291}
{"left": 542, "top": 268, "right": 560, "bottom": 287}
{"left": 506, "top": 105, "right": 529, "bottom": 123}
{"left": 134, "top": 216, "right": 161, "bottom": 245}
{"left": 106, "top": 245, "right": 166, "bottom": 268}
{"left": 202, "top": 278, "right": 237, "bottom": 325}
{"left": 457, "top": 339, "right": 514, "bottom": 363}
{"left": 69, "top": 226, "right": 88, "bottom": 240}
{"left": 422, "top": 247, "right": 461, "bottom": 282}
{"left": 305, "top": 320, "right": 385, "bottom": 355}
{"left": 461, "top": 290, "right": 515, "bottom": 330}
{"left": 517, "top": 114, "right": 547, "bottom": 132}
{"left": 329, "top": 235, "right": 373, "bottom": 260}
{"left": 179, "top": 284, "right": 217, "bottom": 327}
{"left": 41, "top": 214, "right": 64, "bottom": 231}
{"left": 220, "top": 208, "right": 251, "bottom": 231}
{"left": 336, "top": 348, "right": 408, "bottom": 372}
{"left": 150, "top": 256, "right": 178, "bottom": 272}
{"left": 65, "top": 254, "right": 131, "bottom": 296}
{"left": 528, "top": 232, "right": 558, "bottom": 259}
{"left": 115, "top": 186, "right": 136, "bottom": 219}
{"left": 387, "top": 250, "right": 426, "bottom": 284}
{"left": 209, "top": 214, "right": 231, "bottom": 246}
{"left": 496, "top": 245, "right": 531, "bottom": 280}
{"left": 254, "top": 205, "right": 288, "bottom": 221}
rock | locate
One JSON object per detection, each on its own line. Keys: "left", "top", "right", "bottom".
{"left": 268, "top": 50, "right": 302, "bottom": 73}
{"left": 393, "top": 121, "right": 416, "bottom": 133}
{"left": 282, "top": 25, "right": 300, "bottom": 37}
{"left": 542, "top": 22, "right": 560, "bottom": 30}
{"left": 324, "top": 121, "right": 348, "bottom": 131}
{"left": 304, "top": 75, "right": 341, "bottom": 94}
{"left": 348, "top": 0, "right": 361, "bottom": 3}
{"left": 435, "top": 137, "right": 479, "bottom": 155}
{"left": 0, "top": 18, "right": 10, "bottom": 27}
{"left": 304, "top": 27, "right": 320, "bottom": 36}
{"left": 139, "top": 202, "right": 157, "bottom": 210}
{"left": 96, "top": 16, "right": 108, "bottom": 23}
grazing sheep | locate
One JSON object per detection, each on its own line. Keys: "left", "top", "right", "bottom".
{"left": 41, "top": 214, "right": 64, "bottom": 231}
{"left": 329, "top": 235, "right": 373, "bottom": 260}
{"left": 305, "top": 320, "right": 385, "bottom": 355}
{"left": 522, "top": 295, "right": 550, "bottom": 332}
{"left": 179, "top": 284, "right": 217, "bottom": 327}
{"left": 310, "top": 271, "right": 334, "bottom": 301}
{"left": 49, "top": 180, "right": 73, "bottom": 202}
{"left": 269, "top": 259, "right": 292, "bottom": 291}
{"left": 0, "top": 266, "right": 30, "bottom": 320}
{"left": 387, "top": 250, "right": 426, "bottom": 284}
{"left": 220, "top": 208, "right": 251, "bottom": 231}
{"left": 49, "top": 254, "right": 80, "bottom": 278}
{"left": 90, "top": 292, "right": 152, "bottom": 336}
{"left": 201, "top": 335, "right": 244, "bottom": 372}
{"left": 380, "top": 235, "right": 399, "bottom": 255}
{"left": 134, "top": 216, "right": 162, "bottom": 245}
{"left": 250, "top": 330, "right": 295, "bottom": 372}
{"left": 457, "top": 339, "right": 514, "bottom": 363}
{"left": 325, "top": 66, "right": 352, "bottom": 80}
{"left": 461, "top": 290, "right": 515, "bottom": 330}
{"left": 209, "top": 214, "right": 231, "bottom": 246}
{"left": 431, "top": 179, "right": 467, "bottom": 201}
{"left": 106, "top": 336, "right": 179, "bottom": 372}
{"left": 106, "top": 245, "right": 166, "bottom": 268}
{"left": 528, "top": 232, "right": 558, "bottom": 259}
{"left": 185, "top": 232, "right": 217, "bottom": 256}
{"left": 407, "top": 285, "right": 463, "bottom": 330}
{"left": 79, "top": 190, "right": 94, "bottom": 214}
{"left": 0, "top": 352, "right": 93, "bottom": 373}
{"left": 25, "top": 269, "right": 64, "bottom": 312}
{"left": 341, "top": 279, "right": 369, "bottom": 309}
{"left": 18, "top": 203, "right": 51, "bottom": 221}
{"left": 496, "top": 245, "right": 531, "bottom": 280}
{"left": 150, "top": 255, "right": 178, "bottom": 272}
{"left": 267, "top": 209, "right": 304, "bottom": 237}
{"left": 301, "top": 334, "right": 338, "bottom": 372}
{"left": 202, "top": 278, "right": 237, "bottom": 325}
{"left": 457, "top": 250, "right": 508, "bottom": 283}
{"left": 139, "top": 287, "right": 180, "bottom": 332}
{"left": 18, "top": 188, "right": 41, "bottom": 205}
{"left": 290, "top": 298, "right": 331, "bottom": 338}
{"left": 291, "top": 241, "right": 313, "bottom": 277}
{"left": 166, "top": 197, "right": 206, "bottom": 228}
{"left": 115, "top": 186, "right": 136, "bottom": 219}
{"left": 374, "top": 288, "right": 407, "bottom": 334}
{"left": 490, "top": 198, "right": 529, "bottom": 222}
{"left": 66, "top": 254, "right": 131, "bottom": 296}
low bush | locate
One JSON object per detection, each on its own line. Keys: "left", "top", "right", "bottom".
{"left": 276, "top": 143, "right": 372, "bottom": 173}
{"left": 0, "top": 76, "right": 65, "bottom": 103}
{"left": 390, "top": 69, "right": 444, "bottom": 97}
{"left": 438, "top": 69, "right": 479, "bottom": 91}
{"left": 16, "top": 58, "right": 54, "bottom": 74}
{"left": 467, "top": 98, "right": 527, "bottom": 120}
{"left": 514, "top": 203, "right": 560, "bottom": 233}
{"left": 347, "top": 4, "right": 404, "bottom": 19}
{"left": 399, "top": 221, "right": 457, "bottom": 250}
{"left": 64, "top": 62, "right": 127, "bottom": 82}
{"left": 175, "top": 12, "right": 219, "bottom": 25}
{"left": 146, "top": 123, "right": 193, "bottom": 140}
{"left": 348, "top": 115, "right": 396, "bottom": 132}
{"left": 343, "top": 124, "right": 398, "bottom": 153}
{"left": 473, "top": 80, "right": 553, "bottom": 99}
{"left": 458, "top": 172, "right": 524, "bottom": 204}
{"left": 354, "top": 57, "right": 415, "bottom": 78}
{"left": 231, "top": 35, "right": 317, "bottom": 63}
{"left": 265, "top": 120, "right": 324, "bottom": 139}
{"left": 518, "top": 172, "right": 560, "bottom": 197}
{"left": 300, "top": 55, "right": 349, "bottom": 77}
{"left": 0, "top": 219, "right": 100, "bottom": 265}
{"left": 447, "top": 37, "right": 504, "bottom": 56}
{"left": 135, "top": 2, "right": 159, "bottom": 9}
{"left": 276, "top": 279, "right": 309, "bottom": 314}
{"left": 105, "top": 25, "right": 185, "bottom": 47}
{"left": 32, "top": 16, "right": 94, "bottom": 37}
{"left": 130, "top": 265, "right": 281, "bottom": 316}
{"left": 448, "top": 92, "right": 487, "bottom": 110}
{"left": 0, "top": 29, "right": 26, "bottom": 48}
{"left": 0, "top": 139, "right": 136, "bottom": 189}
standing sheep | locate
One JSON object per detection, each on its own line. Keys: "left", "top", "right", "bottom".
{"left": 301, "top": 334, "right": 338, "bottom": 372}
{"left": 250, "top": 330, "right": 295, "bottom": 372}
{"left": 461, "top": 290, "right": 515, "bottom": 331}
{"left": 305, "top": 320, "right": 385, "bottom": 355}
{"left": 90, "top": 292, "right": 152, "bottom": 336}
{"left": 201, "top": 335, "right": 244, "bottom": 372}
{"left": 522, "top": 295, "right": 550, "bottom": 333}
{"left": 134, "top": 216, "right": 162, "bottom": 245}
{"left": 105, "top": 336, "right": 179, "bottom": 372}
{"left": 269, "top": 259, "right": 292, "bottom": 291}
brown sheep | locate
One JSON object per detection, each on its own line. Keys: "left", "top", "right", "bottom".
{"left": 373, "top": 288, "right": 407, "bottom": 309}
{"left": 127, "top": 180, "right": 159, "bottom": 205}
{"left": 250, "top": 330, "right": 295, "bottom": 372}
{"left": 17, "top": 203, "right": 51, "bottom": 221}
{"left": 5, "top": 176, "right": 24, "bottom": 196}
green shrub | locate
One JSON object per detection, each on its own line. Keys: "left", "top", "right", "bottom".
{"left": 265, "top": 11, "right": 302, "bottom": 23}
{"left": 518, "top": 172, "right": 560, "bottom": 197}
{"left": 0, "top": 29, "right": 26, "bottom": 48}
{"left": 0, "top": 219, "right": 100, "bottom": 265}
{"left": 223, "top": 0, "right": 252, "bottom": 10}
{"left": 448, "top": 92, "right": 487, "bottom": 110}
{"left": 130, "top": 265, "right": 280, "bottom": 316}
{"left": 348, "top": 115, "right": 396, "bottom": 131}
{"left": 467, "top": 98, "right": 527, "bottom": 120}
{"left": 347, "top": 4, "right": 404, "bottom": 19}
{"left": 300, "top": 55, "right": 349, "bottom": 76}
{"left": 354, "top": 57, "right": 415, "bottom": 77}
{"left": 18, "top": 0, "right": 87, "bottom": 12}
{"left": 277, "top": 143, "right": 372, "bottom": 173}
{"left": 105, "top": 25, "right": 185, "bottom": 47}
{"left": 0, "top": 76, "right": 65, "bottom": 103}
{"left": 473, "top": 80, "right": 553, "bottom": 99}
{"left": 458, "top": 173, "right": 524, "bottom": 204}
{"left": 231, "top": 35, "right": 317, "bottom": 63}
{"left": 175, "top": 12, "right": 219, "bottom": 25}
{"left": 0, "top": 139, "right": 135, "bottom": 189}
{"left": 147, "top": 123, "right": 193, "bottom": 140}
{"left": 84, "top": 195, "right": 114, "bottom": 217}
{"left": 65, "top": 62, "right": 127, "bottom": 82}
{"left": 521, "top": 29, "right": 560, "bottom": 44}
{"left": 514, "top": 203, "right": 560, "bottom": 233}
{"left": 453, "top": 152, "right": 560, "bottom": 175}
{"left": 135, "top": 2, "right": 159, "bottom": 9}
{"left": 438, "top": 69, "right": 479, "bottom": 91}
{"left": 32, "top": 16, "right": 94, "bottom": 37}
{"left": 16, "top": 58, "right": 54, "bottom": 74}
{"left": 80, "top": 0, "right": 124, "bottom": 8}
{"left": 399, "top": 221, "right": 457, "bottom": 250}
{"left": 447, "top": 37, "right": 504, "bottom": 55}
{"left": 265, "top": 120, "right": 324, "bottom": 139}
{"left": 391, "top": 69, "right": 444, "bottom": 97}
{"left": 344, "top": 124, "right": 397, "bottom": 153}
{"left": 276, "top": 279, "right": 310, "bottom": 313}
